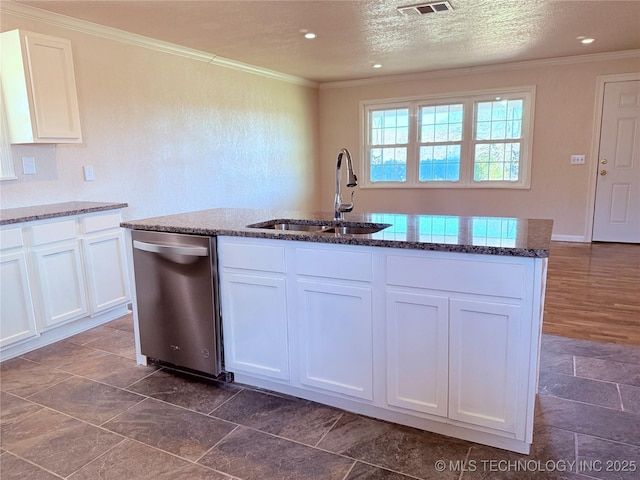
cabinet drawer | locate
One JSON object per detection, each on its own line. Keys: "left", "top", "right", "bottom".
{"left": 82, "top": 212, "right": 122, "bottom": 234}
{"left": 1, "top": 228, "right": 24, "bottom": 250}
{"left": 296, "top": 247, "right": 372, "bottom": 282}
{"left": 29, "top": 219, "right": 77, "bottom": 245}
{"left": 386, "top": 254, "right": 526, "bottom": 299}
{"left": 219, "top": 241, "right": 285, "bottom": 273}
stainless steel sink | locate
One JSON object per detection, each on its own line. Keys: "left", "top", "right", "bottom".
{"left": 246, "top": 219, "right": 390, "bottom": 235}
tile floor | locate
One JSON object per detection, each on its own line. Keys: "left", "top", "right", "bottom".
{"left": 2, "top": 313, "right": 640, "bottom": 480}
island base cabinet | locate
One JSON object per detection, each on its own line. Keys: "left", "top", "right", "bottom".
{"left": 385, "top": 290, "right": 448, "bottom": 417}
{"left": 449, "top": 298, "right": 523, "bottom": 436}
{"left": 0, "top": 251, "right": 38, "bottom": 347}
{"left": 297, "top": 281, "right": 373, "bottom": 401}
{"left": 33, "top": 241, "right": 88, "bottom": 329}
{"left": 220, "top": 272, "right": 289, "bottom": 380}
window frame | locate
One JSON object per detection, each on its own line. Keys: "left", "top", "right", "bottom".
{"left": 360, "top": 86, "right": 535, "bottom": 189}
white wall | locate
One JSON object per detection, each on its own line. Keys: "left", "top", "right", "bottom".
{"left": 0, "top": 12, "right": 320, "bottom": 221}
{"left": 319, "top": 56, "right": 640, "bottom": 240}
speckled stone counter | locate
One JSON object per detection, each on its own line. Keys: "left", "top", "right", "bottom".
{"left": 0, "top": 201, "right": 128, "bottom": 225}
{"left": 121, "top": 208, "right": 553, "bottom": 258}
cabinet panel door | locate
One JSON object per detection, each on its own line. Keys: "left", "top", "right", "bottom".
{"left": 221, "top": 272, "right": 289, "bottom": 380}
{"left": 0, "top": 252, "right": 38, "bottom": 346}
{"left": 298, "top": 281, "right": 373, "bottom": 400}
{"left": 34, "top": 242, "right": 88, "bottom": 328}
{"left": 82, "top": 231, "right": 130, "bottom": 314}
{"left": 24, "top": 32, "right": 82, "bottom": 141}
{"left": 449, "top": 298, "right": 521, "bottom": 434}
{"left": 386, "top": 290, "right": 448, "bottom": 416}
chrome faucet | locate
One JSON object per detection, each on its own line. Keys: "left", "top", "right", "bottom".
{"left": 334, "top": 148, "right": 358, "bottom": 220}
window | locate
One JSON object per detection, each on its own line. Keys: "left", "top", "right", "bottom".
{"left": 362, "top": 87, "right": 534, "bottom": 189}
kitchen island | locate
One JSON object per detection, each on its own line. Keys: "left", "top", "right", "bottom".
{"left": 122, "top": 208, "right": 553, "bottom": 454}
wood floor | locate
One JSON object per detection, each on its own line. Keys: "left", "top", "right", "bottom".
{"left": 543, "top": 241, "right": 640, "bottom": 346}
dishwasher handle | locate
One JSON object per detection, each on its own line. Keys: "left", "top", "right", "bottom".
{"left": 133, "top": 240, "right": 209, "bottom": 257}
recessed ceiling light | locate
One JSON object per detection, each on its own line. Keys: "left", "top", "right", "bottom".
{"left": 304, "top": 32, "right": 316, "bottom": 39}
{"left": 372, "top": 64, "right": 382, "bottom": 69}
{"left": 577, "top": 36, "right": 595, "bottom": 44}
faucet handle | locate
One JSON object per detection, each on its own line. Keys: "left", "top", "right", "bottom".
{"left": 339, "top": 191, "right": 355, "bottom": 213}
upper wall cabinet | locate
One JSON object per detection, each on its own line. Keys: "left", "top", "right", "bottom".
{"left": 0, "top": 29, "right": 82, "bottom": 144}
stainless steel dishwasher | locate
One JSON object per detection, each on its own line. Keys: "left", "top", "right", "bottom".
{"left": 131, "top": 230, "right": 222, "bottom": 376}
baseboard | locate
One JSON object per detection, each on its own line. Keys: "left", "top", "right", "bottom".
{"left": 551, "top": 234, "right": 588, "bottom": 243}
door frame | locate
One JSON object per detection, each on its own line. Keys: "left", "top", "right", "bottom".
{"left": 586, "top": 72, "right": 640, "bottom": 242}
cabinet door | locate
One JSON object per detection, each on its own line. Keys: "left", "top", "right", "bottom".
{"left": 386, "top": 290, "right": 448, "bottom": 417}
{"left": 0, "top": 252, "right": 38, "bottom": 346}
{"left": 23, "top": 32, "right": 82, "bottom": 142}
{"left": 220, "top": 272, "right": 289, "bottom": 380}
{"left": 33, "top": 241, "right": 88, "bottom": 328}
{"left": 449, "top": 298, "right": 522, "bottom": 434}
{"left": 82, "top": 230, "right": 130, "bottom": 314}
{"left": 298, "top": 280, "right": 373, "bottom": 400}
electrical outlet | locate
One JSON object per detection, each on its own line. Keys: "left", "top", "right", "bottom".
{"left": 570, "top": 154, "right": 586, "bottom": 165}
{"left": 22, "top": 157, "right": 36, "bottom": 175}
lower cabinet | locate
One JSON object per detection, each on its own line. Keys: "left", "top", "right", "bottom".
{"left": 385, "top": 290, "right": 448, "bottom": 417}
{"left": 82, "top": 230, "right": 130, "bottom": 314}
{"left": 449, "top": 298, "right": 523, "bottom": 434}
{"left": 298, "top": 280, "right": 373, "bottom": 400}
{"left": 0, "top": 210, "right": 130, "bottom": 359}
{"left": 220, "top": 272, "right": 289, "bottom": 380}
{"left": 0, "top": 250, "right": 37, "bottom": 347}
{"left": 217, "top": 236, "right": 544, "bottom": 454}
{"left": 33, "top": 240, "right": 88, "bottom": 329}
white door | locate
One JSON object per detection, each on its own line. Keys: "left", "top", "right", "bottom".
{"left": 33, "top": 241, "right": 88, "bottom": 328}
{"left": 298, "top": 280, "right": 373, "bottom": 400}
{"left": 593, "top": 80, "right": 640, "bottom": 243}
{"left": 449, "top": 298, "right": 522, "bottom": 437}
{"left": 220, "top": 272, "right": 290, "bottom": 380}
{"left": 82, "top": 231, "right": 130, "bottom": 314}
{"left": 386, "top": 290, "right": 448, "bottom": 417}
{"left": 0, "top": 252, "right": 38, "bottom": 347}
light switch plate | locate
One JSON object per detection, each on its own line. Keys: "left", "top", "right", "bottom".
{"left": 570, "top": 154, "right": 586, "bottom": 165}
{"left": 22, "top": 156, "right": 36, "bottom": 175}
{"left": 83, "top": 165, "right": 95, "bottom": 181}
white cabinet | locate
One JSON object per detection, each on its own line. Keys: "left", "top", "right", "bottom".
{"left": 385, "top": 290, "right": 448, "bottom": 417}
{"left": 0, "top": 29, "right": 82, "bottom": 144}
{"left": 216, "top": 236, "right": 546, "bottom": 454}
{"left": 81, "top": 214, "right": 130, "bottom": 315}
{"left": 33, "top": 240, "right": 88, "bottom": 328}
{"left": 449, "top": 298, "right": 523, "bottom": 435}
{"left": 298, "top": 280, "right": 373, "bottom": 400}
{"left": 218, "top": 239, "right": 289, "bottom": 380}
{"left": 0, "top": 228, "right": 37, "bottom": 347}
{"left": 0, "top": 210, "right": 130, "bottom": 361}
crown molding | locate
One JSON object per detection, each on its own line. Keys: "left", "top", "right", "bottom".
{"left": 1, "top": 1, "right": 317, "bottom": 88}
{"left": 320, "top": 49, "right": 640, "bottom": 90}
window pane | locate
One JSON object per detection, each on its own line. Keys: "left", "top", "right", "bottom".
{"left": 370, "top": 147, "right": 406, "bottom": 182}
{"left": 419, "top": 216, "right": 460, "bottom": 244}
{"left": 419, "top": 104, "right": 463, "bottom": 142}
{"left": 419, "top": 145, "right": 460, "bottom": 181}
{"left": 370, "top": 108, "right": 409, "bottom": 146}
{"left": 475, "top": 99, "right": 523, "bottom": 141}
{"left": 473, "top": 142, "right": 521, "bottom": 181}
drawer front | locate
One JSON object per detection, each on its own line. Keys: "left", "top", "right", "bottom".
{"left": 29, "top": 219, "right": 77, "bottom": 245}
{"left": 219, "top": 240, "right": 285, "bottom": 273}
{"left": 1, "top": 228, "right": 24, "bottom": 250}
{"left": 82, "top": 212, "right": 122, "bottom": 234}
{"left": 386, "top": 254, "right": 526, "bottom": 299}
{"left": 297, "top": 247, "right": 372, "bottom": 282}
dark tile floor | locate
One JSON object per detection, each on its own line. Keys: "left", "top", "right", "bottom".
{"left": 2, "top": 313, "right": 640, "bottom": 480}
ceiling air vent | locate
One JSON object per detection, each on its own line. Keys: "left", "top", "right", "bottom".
{"left": 397, "top": 1, "right": 453, "bottom": 16}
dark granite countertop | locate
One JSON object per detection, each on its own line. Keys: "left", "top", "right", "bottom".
{"left": 121, "top": 208, "right": 553, "bottom": 258}
{"left": 0, "top": 201, "right": 128, "bottom": 225}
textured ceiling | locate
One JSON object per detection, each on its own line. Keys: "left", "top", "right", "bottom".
{"left": 10, "top": 0, "right": 640, "bottom": 83}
